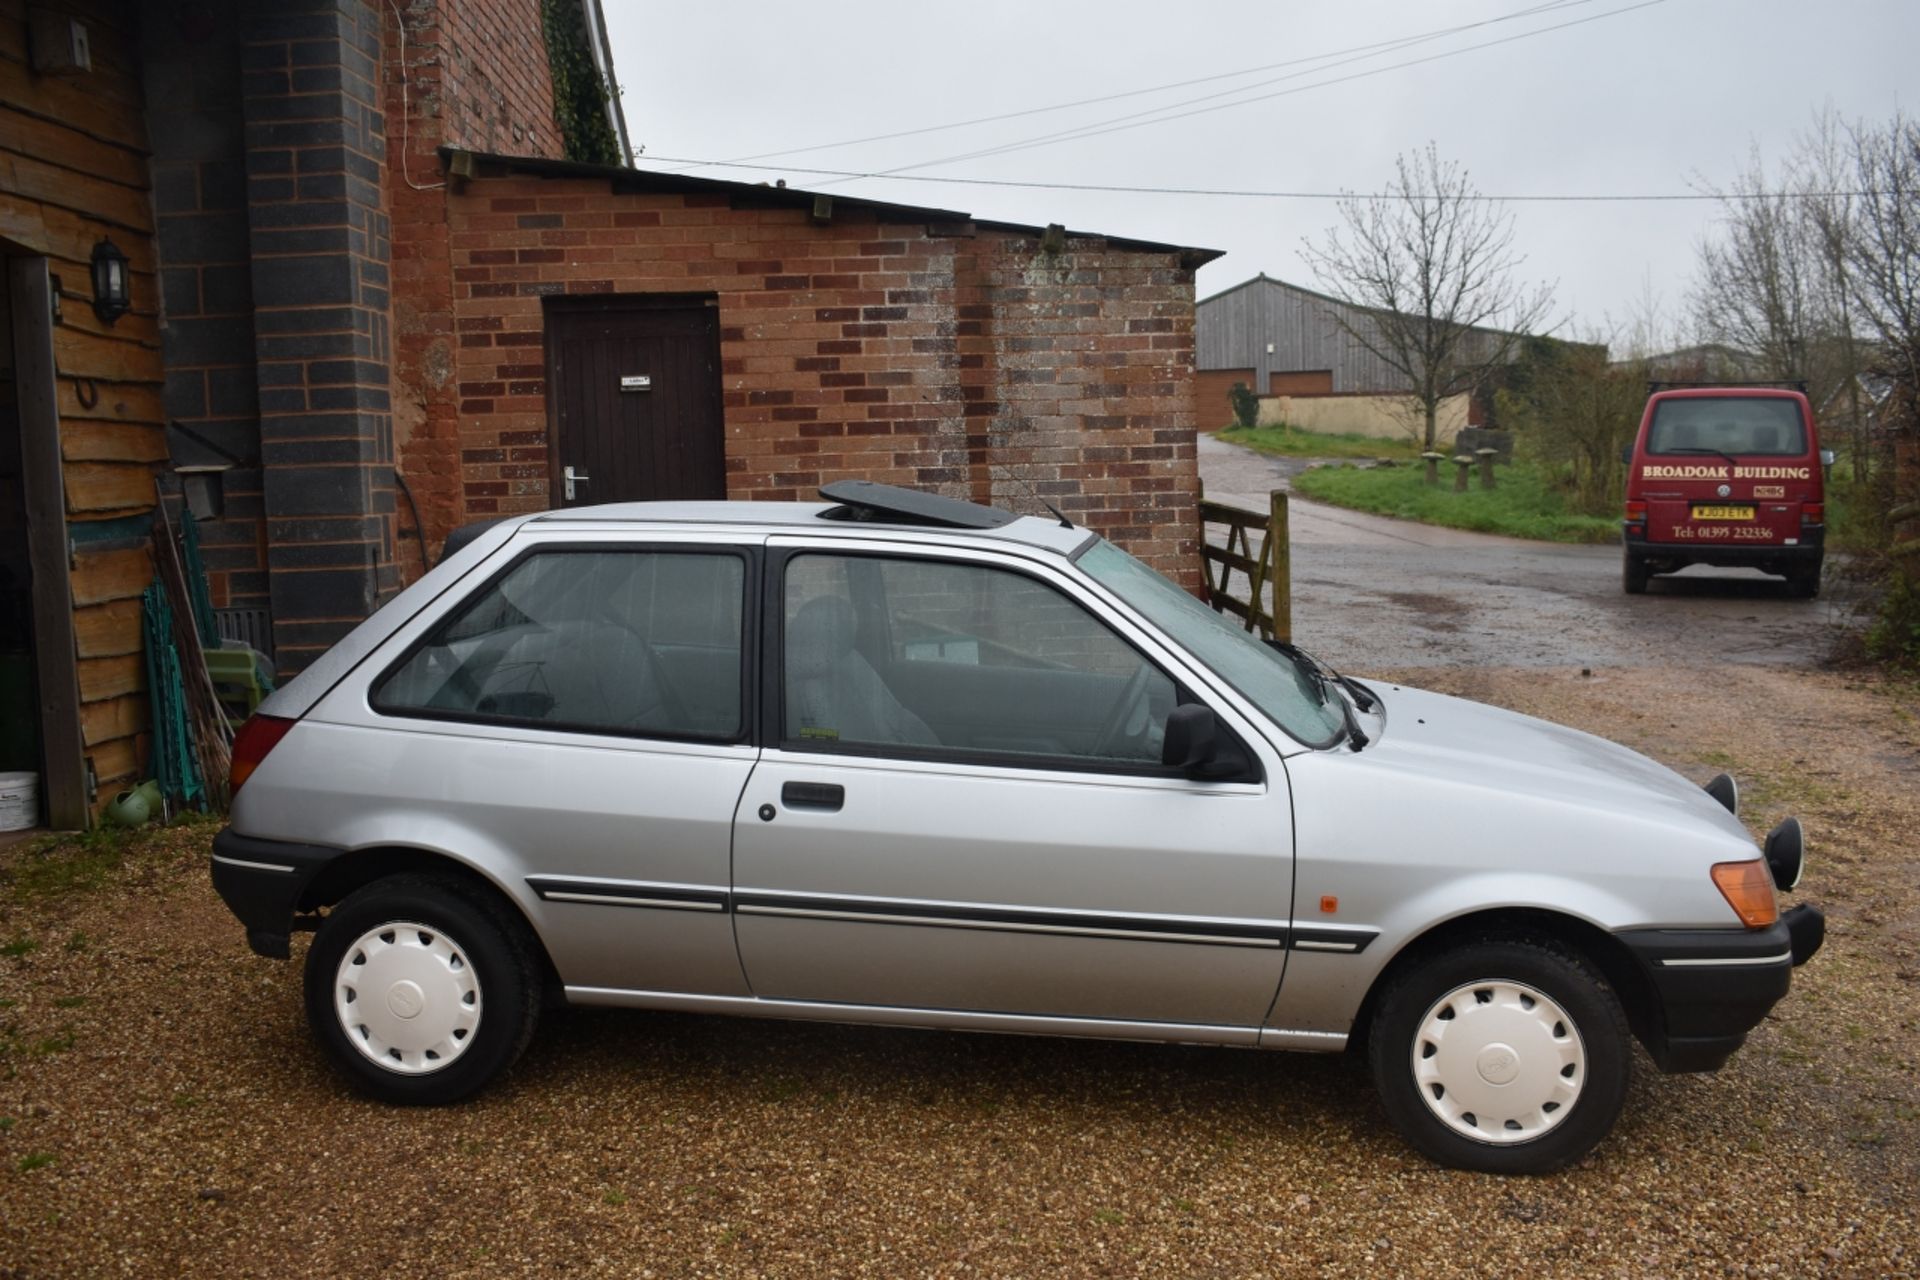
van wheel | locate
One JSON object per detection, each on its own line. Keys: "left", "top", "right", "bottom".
{"left": 1622, "top": 553, "right": 1649, "bottom": 595}
{"left": 1787, "top": 564, "right": 1820, "bottom": 599}
{"left": 303, "top": 874, "right": 540, "bottom": 1105}
{"left": 1369, "top": 939, "right": 1630, "bottom": 1174}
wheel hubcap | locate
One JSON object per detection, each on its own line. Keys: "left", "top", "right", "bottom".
{"left": 1412, "top": 979, "right": 1585, "bottom": 1145}
{"left": 334, "top": 921, "right": 480, "bottom": 1075}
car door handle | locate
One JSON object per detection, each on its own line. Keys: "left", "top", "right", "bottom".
{"left": 781, "top": 782, "right": 845, "bottom": 812}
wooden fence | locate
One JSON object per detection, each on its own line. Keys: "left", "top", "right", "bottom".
{"left": 1198, "top": 488, "right": 1291, "bottom": 642}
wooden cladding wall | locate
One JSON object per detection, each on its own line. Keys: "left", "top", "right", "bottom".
{"left": 1, "top": 0, "right": 163, "bottom": 802}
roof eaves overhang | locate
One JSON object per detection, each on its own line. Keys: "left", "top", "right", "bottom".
{"left": 439, "top": 148, "right": 1224, "bottom": 268}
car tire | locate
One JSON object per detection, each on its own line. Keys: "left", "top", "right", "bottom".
{"left": 1368, "top": 939, "right": 1631, "bottom": 1174}
{"left": 303, "top": 873, "right": 540, "bottom": 1105}
{"left": 1622, "top": 552, "right": 1649, "bottom": 595}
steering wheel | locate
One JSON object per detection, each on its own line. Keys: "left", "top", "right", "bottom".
{"left": 1091, "top": 663, "right": 1154, "bottom": 759}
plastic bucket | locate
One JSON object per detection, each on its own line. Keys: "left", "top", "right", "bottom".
{"left": 0, "top": 771, "right": 37, "bottom": 832}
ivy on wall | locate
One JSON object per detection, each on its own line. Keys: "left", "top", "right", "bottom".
{"left": 541, "top": 0, "right": 622, "bottom": 165}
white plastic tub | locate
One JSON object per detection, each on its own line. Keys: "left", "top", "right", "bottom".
{"left": 0, "top": 771, "right": 38, "bottom": 832}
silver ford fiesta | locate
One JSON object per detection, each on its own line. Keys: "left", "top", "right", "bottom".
{"left": 212, "top": 481, "right": 1823, "bottom": 1174}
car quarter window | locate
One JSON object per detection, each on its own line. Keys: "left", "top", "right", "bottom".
{"left": 374, "top": 549, "right": 745, "bottom": 739}
{"left": 781, "top": 552, "right": 1177, "bottom": 769}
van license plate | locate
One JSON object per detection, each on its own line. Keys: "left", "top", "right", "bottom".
{"left": 1693, "top": 505, "right": 1755, "bottom": 521}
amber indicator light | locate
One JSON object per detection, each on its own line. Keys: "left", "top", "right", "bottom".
{"left": 1710, "top": 860, "right": 1779, "bottom": 928}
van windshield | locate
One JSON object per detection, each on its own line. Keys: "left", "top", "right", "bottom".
{"left": 1647, "top": 397, "right": 1808, "bottom": 457}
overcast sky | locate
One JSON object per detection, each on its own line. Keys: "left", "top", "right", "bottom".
{"left": 603, "top": 0, "right": 1915, "bottom": 348}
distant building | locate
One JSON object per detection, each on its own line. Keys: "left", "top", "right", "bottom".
{"left": 1194, "top": 273, "right": 1527, "bottom": 428}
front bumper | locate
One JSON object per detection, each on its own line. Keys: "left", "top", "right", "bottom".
{"left": 1616, "top": 904, "right": 1825, "bottom": 1073}
{"left": 210, "top": 828, "right": 343, "bottom": 958}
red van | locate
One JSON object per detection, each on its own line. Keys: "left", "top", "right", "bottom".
{"left": 1622, "top": 385, "right": 1829, "bottom": 597}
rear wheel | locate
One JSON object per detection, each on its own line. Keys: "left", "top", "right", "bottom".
{"left": 1787, "top": 561, "right": 1821, "bottom": 599}
{"left": 1622, "top": 552, "right": 1650, "bottom": 595}
{"left": 1369, "top": 939, "right": 1630, "bottom": 1174}
{"left": 304, "top": 874, "right": 540, "bottom": 1104}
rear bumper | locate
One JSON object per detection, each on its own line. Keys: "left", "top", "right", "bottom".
{"left": 1624, "top": 525, "right": 1823, "bottom": 572}
{"left": 210, "top": 828, "right": 343, "bottom": 959}
{"left": 1616, "top": 904, "right": 1825, "bottom": 1073}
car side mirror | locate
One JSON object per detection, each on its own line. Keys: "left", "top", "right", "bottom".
{"left": 1620, "top": 443, "right": 1633, "bottom": 465}
{"left": 1162, "top": 704, "right": 1253, "bottom": 780}
{"left": 1819, "top": 448, "right": 1835, "bottom": 468}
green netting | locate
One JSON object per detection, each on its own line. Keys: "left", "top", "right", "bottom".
{"left": 179, "top": 513, "right": 220, "bottom": 649}
{"left": 142, "top": 583, "right": 205, "bottom": 810}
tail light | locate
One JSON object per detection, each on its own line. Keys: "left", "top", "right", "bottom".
{"left": 1624, "top": 501, "right": 1647, "bottom": 524}
{"left": 1801, "top": 503, "right": 1824, "bottom": 525}
{"left": 230, "top": 714, "right": 297, "bottom": 796}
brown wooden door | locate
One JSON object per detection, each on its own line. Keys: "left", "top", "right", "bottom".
{"left": 545, "top": 297, "right": 727, "bottom": 507}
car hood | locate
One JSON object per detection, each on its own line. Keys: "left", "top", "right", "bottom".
{"left": 1361, "top": 682, "right": 1749, "bottom": 838}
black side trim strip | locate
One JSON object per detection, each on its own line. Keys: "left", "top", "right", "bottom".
{"left": 526, "top": 877, "right": 729, "bottom": 912}
{"left": 732, "top": 891, "right": 1288, "bottom": 947}
{"left": 1286, "top": 927, "right": 1379, "bottom": 954}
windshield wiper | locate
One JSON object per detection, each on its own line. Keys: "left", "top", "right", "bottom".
{"left": 1657, "top": 446, "right": 1742, "bottom": 469}
{"left": 1268, "top": 641, "right": 1373, "bottom": 749}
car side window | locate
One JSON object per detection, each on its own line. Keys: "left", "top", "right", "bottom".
{"left": 781, "top": 553, "right": 1176, "bottom": 768}
{"left": 375, "top": 549, "right": 745, "bottom": 739}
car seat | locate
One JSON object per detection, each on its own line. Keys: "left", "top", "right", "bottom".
{"left": 786, "top": 595, "right": 938, "bottom": 747}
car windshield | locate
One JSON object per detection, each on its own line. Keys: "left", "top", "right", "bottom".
{"left": 1647, "top": 397, "right": 1808, "bottom": 457}
{"left": 1078, "top": 540, "right": 1347, "bottom": 748}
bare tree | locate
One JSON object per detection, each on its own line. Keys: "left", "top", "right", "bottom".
{"left": 1691, "top": 114, "right": 1874, "bottom": 474}
{"left": 1691, "top": 146, "right": 1820, "bottom": 383}
{"left": 1302, "top": 143, "right": 1555, "bottom": 450}
{"left": 1499, "top": 333, "right": 1645, "bottom": 516}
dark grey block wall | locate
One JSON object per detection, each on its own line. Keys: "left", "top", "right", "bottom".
{"left": 241, "top": 0, "right": 399, "bottom": 675}
{"left": 145, "top": 2, "right": 271, "bottom": 615}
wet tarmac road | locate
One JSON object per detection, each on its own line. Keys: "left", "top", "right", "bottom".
{"left": 1198, "top": 433, "right": 1850, "bottom": 673}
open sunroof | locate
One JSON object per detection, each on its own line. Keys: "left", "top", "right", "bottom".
{"left": 817, "top": 480, "right": 1018, "bottom": 529}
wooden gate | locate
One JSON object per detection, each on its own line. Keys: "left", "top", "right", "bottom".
{"left": 544, "top": 296, "right": 727, "bottom": 506}
{"left": 1198, "top": 488, "right": 1291, "bottom": 642}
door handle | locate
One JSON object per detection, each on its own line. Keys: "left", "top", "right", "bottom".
{"left": 563, "top": 465, "right": 589, "bottom": 501}
{"left": 781, "top": 781, "right": 844, "bottom": 812}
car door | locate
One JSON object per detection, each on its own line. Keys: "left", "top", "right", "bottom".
{"left": 303, "top": 532, "right": 760, "bottom": 997}
{"left": 730, "top": 538, "right": 1294, "bottom": 1034}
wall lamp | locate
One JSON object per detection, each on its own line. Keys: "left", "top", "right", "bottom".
{"left": 90, "top": 237, "right": 130, "bottom": 325}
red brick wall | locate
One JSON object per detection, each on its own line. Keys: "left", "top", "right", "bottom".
{"left": 964, "top": 236, "right": 1199, "bottom": 579}
{"left": 437, "top": 177, "right": 1203, "bottom": 589}
{"left": 384, "top": 0, "right": 562, "bottom": 573}
{"left": 1194, "top": 368, "right": 1254, "bottom": 431}
{"left": 1270, "top": 369, "right": 1334, "bottom": 396}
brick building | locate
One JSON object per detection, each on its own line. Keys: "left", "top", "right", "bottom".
{"left": 416, "top": 155, "right": 1216, "bottom": 589}
{"left": 3, "top": 0, "right": 1213, "bottom": 828}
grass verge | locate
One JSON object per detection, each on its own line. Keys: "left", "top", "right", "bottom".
{"left": 1292, "top": 459, "right": 1620, "bottom": 544}
{"left": 1217, "top": 425, "right": 1419, "bottom": 460}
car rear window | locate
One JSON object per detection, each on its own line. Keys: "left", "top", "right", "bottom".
{"left": 373, "top": 549, "right": 745, "bottom": 740}
{"left": 1646, "top": 397, "right": 1807, "bottom": 457}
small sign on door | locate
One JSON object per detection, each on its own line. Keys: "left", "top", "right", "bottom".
{"left": 620, "top": 374, "right": 652, "bottom": 392}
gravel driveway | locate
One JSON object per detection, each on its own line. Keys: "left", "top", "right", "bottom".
{"left": 3, "top": 463, "right": 1916, "bottom": 1275}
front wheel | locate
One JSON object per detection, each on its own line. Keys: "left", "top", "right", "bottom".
{"left": 303, "top": 874, "right": 541, "bottom": 1105}
{"left": 1369, "top": 939, "right": 1630, "bottom": 1174}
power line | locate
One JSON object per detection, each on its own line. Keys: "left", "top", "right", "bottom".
{"left": 809, "top": 0, "right": 1667, "bottom": 186}
{"left": 669, "top": 0, "right": 1596, "bottom": 174}
{"left": 637, "top": 154, "right": 1886, "bottom": 204}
